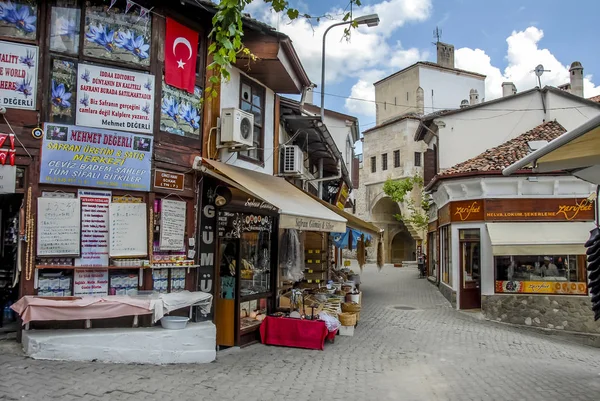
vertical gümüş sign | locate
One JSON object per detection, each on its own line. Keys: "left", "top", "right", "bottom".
{"left": 0, "top": 41, "right": 38, "bottom": 110}
{"left": 196, "top": 178, "right": 216, "bottom": 321}
{"left": 76, "top": 63, "right": 155, "bottom": 133}
{"left": 76, "top": 189, "right": 111, "bottom": 267}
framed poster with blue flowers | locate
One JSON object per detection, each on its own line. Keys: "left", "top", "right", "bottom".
{"left": 160, "top": 79, "right": 203, "bottom": 138}
{"left": 49, "top": 58, "right": 77, "bottom": 124}
{"left": 0, "top": 1, "right": 37, "bottom": 40}
{"left": 83, "top": 4, "right": 151, "bottom": 67}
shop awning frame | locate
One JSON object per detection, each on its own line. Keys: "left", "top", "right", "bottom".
{"left": 486, "top": 222, "right": 595, "bottom": 256}
{"left": 200, "top": 159, "right": 346, "bottom": 233}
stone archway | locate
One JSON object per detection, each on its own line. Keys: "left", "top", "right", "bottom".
{"left": 370, "top": 197, "right": 416, "bottom": 263}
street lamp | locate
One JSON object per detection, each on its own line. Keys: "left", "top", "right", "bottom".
{"left": 320, "top": 14, "right": 380, "bottom": 120}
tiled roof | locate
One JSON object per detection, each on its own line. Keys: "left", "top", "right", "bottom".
{"left": 440, "top": 120, "right": 567, "bottom": 176}
{"left": 588, "top": 95, "right": 600, "bottom": 103}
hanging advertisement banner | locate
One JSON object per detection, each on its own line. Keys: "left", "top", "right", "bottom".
{"left": 0, "top": 41, "right": 38, "bottom": 110}
{"left": 76, "top": 63, "right": 155, "bottom": 133}
{"left": 75, "top": 189, "right": 111, "bottom": 267}
{"left": 40, "top": 123, "right": 153, "bottom": 191}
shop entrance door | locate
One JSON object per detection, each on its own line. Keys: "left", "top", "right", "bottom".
{"left": 459, "top": 229, "right": 481, "bottom": 309}
{"left": 215, "top": 240, "right": 237, "bottom": 347}
{"left": 0, "top": 194, "right": 24, "bottom": 329}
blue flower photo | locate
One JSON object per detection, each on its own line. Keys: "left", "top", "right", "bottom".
{"left": 0, "top": 1, "right": 37, "bottom": 40}
{"left": 84, "top": 6, "right": 151, "bottom": 66}
{"left": 160, "top": 80, "right": 202, "bottom": 138}
{"left": 15, "top": 75, "right": 32, "bottom": 98}
{"left": 19, "top": 49, "right": 35, "bottom": 68}
{"left": 49, "top": 59, "right": 77, "bottom": 124}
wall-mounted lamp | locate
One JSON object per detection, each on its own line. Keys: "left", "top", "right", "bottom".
{"left": 214, "top": 186, "right": 232, "bottom": 207}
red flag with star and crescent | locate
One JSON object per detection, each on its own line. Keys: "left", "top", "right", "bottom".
{"left": 165, "top": 18, "right": 199, "bottom": 94}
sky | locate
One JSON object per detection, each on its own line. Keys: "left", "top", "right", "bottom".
{"left": 243, "top": 0, "right": 600, "bottom": 153}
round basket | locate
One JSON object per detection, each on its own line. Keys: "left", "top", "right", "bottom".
{"left": 338, "top": 312, "right": 357, "bottom": 326}
{"left": 341, "top": 302, "right": 361, "bottom": 313}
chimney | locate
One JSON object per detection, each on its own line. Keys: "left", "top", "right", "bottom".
{"left": 304, "top": 86, "right": 314, "bottom": 105}
{"left": 436, "top": 42, "right": 455, "bottom": 69}
{"left": 460, "top": 99, "right": 469, "bottom": 109}
{"left": 469, "top": 89, "right": 479, "bottom": 105}
{"left": 416, "top": 87, "right": 424, "bottom": 115}
{"left": 569, "top": 61, "right": 584, "bottom": 97}
{"left": 502, "top": 82, "right": 517, "bottom": 97}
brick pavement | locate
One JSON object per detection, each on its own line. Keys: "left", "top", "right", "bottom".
{"left": 2, "top": 264, "right": 600, "bottom": 401}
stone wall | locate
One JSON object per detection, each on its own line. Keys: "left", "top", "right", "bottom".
{"left": 482, "top": 294, "right": 600, "bottom": 335}
{"left": 439, "top": 283, "right": 456, "bottom": 308}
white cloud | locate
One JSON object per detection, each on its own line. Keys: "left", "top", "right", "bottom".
{"left": 455, "top": 27, "right": 600, "bottom": 100}
{"left": 243, "top": 0, "right": 433, "bottom": 94}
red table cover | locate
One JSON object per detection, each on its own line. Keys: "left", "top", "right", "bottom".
{"left": 260, "top": 316, "right": 331, "bottom": 350}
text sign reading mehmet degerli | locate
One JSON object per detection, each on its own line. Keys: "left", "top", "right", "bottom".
{"left": 40, "top": 123, "right": 153, "bottom": 191}
{"left": 76, "top": 63, "right": 155, "bottom": 134}
{"left": 0, "top": 41, "right": 38, "bottom": 110}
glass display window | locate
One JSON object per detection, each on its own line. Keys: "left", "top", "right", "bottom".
{"left": 240, "top": 231, "right": 271, "bottom": 297}
{"left": 440, "top": 225, "right": 452, "bottom": 286}
{"left": 239, "top": 298, "right": 267, "bottom": 331}
{"left": 495, "top": 254, "right": 587, "bottom": 295}
{"left": 460, "top": 229, "right": 480, "bottom": 286}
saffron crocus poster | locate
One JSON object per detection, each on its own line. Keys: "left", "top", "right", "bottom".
{"left": 0, "top": 40, "right": 38, "bottom": 110}
{"left": 160, "top": 80, "right": 203, "bottom": 138}
{"left": 83, "top": 5, "right": 151, "bottom": 67}
{"left": 49, "top": 58, "right": 77, "bottom": 124}
{"left": 50, "top": 7, "right": 81, "bottom": 55}
{"left": 0, "top": 1, "right": 37, "bottom": 40}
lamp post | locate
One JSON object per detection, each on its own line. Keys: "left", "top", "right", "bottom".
{"left": 320, "top": 14, "right": 380, "bottom": 121}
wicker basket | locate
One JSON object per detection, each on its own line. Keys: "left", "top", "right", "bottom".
{"left": 338, "top": 312, "right": 357, "bottom": 326}
{"left": 341, "top": 302, "right": 361, "bottom": 313}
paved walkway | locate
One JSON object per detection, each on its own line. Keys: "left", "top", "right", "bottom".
{"left": 2, "top": 265, "right": 600, "bottom": 401}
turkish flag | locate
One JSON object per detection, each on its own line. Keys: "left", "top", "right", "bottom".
{"left": 165, "top": 18, "right": 199, "bottom": 94}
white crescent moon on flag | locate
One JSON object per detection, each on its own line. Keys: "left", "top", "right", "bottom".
{"left": 173, "top": 37, "right": 193, "bottom": 60}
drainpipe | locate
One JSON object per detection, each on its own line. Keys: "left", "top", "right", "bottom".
{"left": 308, "top": 160, "right": 342, "bottom": 199}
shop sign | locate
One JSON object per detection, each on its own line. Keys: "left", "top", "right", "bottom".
{"left": 159, "top": 199, "right": 186, "bottom": 251}
{"left": 335, "top": 182, "right": 350, "bottom": 210}
{"left": 73, "top": 269, "right": 109, "bottom": 296}
{"left": 218, "top": 211, "right": 240, "bottom": 239}
{"left": 438, "top": 204, "right": 451, "bottom": 226}
{"left": 154, "top": 169, "right": 185, "bottom": 191}
{"left": 0, "top": 165, "right": 16, "bottom": 194}
{"left": 280, "top": 215, "right": 345, "bottom": 233}
{"left": 0, "top": 41, "right": 38, "bottom": 110}
{"left": 227, "top": 188, "right": 278, "bottom": 214}
{"left": 40, "top": 123, "right": 152, "bottom": 191}
{"left": 495, "top": 280, "right": 587, "bottom": 295}
{"left": 451, "top": 200, "right": 484, "bottom": 222}
{"left": 241, "top": 214, "right": 273, "bottom": 233}
{"left": 485, "top": 198, "right": 594, "bottom": 221}
{"left": 197, "top": 179, "right": 217, "bottom": 321}
{"left": 75, "top": 189, "right": 111, "bottom": 267}
{"left": 76, "top": 63, "right": 155, "bottom": 134}
{"left": 427, "top": 220, "right": 438, "bottom": 233}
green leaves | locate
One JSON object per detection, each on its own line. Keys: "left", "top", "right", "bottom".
{"left": 384, "top": 175, "right": 430, "bottom": 230}
{"left": 206, "top": 0, "right": 363, "bottom": 101}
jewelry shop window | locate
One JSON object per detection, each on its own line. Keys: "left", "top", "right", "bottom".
{"left": 238, "top": 78, "right": 265, "bottom": 163}
{"left": 495, "top": 254, "right": 587, "bottom": 295}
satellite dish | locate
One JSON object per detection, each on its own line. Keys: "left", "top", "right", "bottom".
{"left": 534, "top": 64, "right": 545, "bottom": 77}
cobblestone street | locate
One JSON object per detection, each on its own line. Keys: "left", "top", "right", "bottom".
{"left": 2, "top": 265, "right": 600, "bottom": 401}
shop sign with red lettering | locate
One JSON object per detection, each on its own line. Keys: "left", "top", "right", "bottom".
{"left": 0, "top": 41, "right": 38, "bottom": 110}
{"left": 40, "top": 123, "right": 153, "bottom": 191}
{"left": 76, "top": 63, "right": 155, "bottom": 134}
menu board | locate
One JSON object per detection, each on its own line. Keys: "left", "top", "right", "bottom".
{"left": 75, "top": 189, "right": 111, "bottom": 267}
{"left": 37, "top": 198, "right": 81, "bottom": 256}
{"left": 73, "top": 269, "right": 109, "bottom": 296}
{"left": 109, "top": 203, "right": 147, "bottom": 257}
{"left": 159, "top": 199, "right": 186, "bottom": 251}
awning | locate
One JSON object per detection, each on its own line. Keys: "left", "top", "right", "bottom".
{"left": 201, "top": 159, "right": 346, "bottom": 233}
{"left": 502, "top": 114, "right": 600, "bottom": 185}
{"left": 486, "top": 222, "right": 595, "bottom": 255}
{"left": 332, "top": 228, "right": 372, "bottom": 250}
{"left": 305, "top": 191, "right": 380, "bottom": 237}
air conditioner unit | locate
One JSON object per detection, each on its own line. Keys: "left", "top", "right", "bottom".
{"left": 283, "top": 145, "right": 304, "bottom": 175}
{"left": 220, "top": 107, "right": 254, "bottom": 147}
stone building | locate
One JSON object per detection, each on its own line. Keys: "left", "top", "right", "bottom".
{"left": 355, "top": 41, "right": 486, "bottom": 263}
